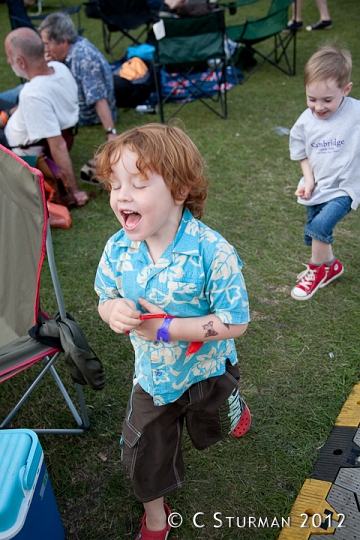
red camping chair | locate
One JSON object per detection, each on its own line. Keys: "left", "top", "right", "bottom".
{"left": 0, "top": 146, "right": 104, "bottom": 434}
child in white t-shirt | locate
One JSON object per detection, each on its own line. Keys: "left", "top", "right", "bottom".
{"left": 290, "top": 45, "right": 360, "bottom": 300}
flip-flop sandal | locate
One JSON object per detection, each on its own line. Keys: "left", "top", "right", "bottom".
{"left": 80, "top": 162, "right": 101, "bottom": 186}
{"left": 231, "top": 401, "right": 251, "bottom": 438}
{"left": 86, "top": 158, "right": 97, "bottom": 168}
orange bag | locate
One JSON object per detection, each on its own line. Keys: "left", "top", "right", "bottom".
{"left": 119, "top": 57, "right": 148, "bottom": 81}
{"left": 44, "top": 181, "right": 72, "bottom": 229}
{"left": 47, "top": 201, "right": 72, "bottom": 229}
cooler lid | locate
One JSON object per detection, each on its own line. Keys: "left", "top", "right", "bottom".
{"left": 0, "top": 429, "right": 42, "bottom": 533}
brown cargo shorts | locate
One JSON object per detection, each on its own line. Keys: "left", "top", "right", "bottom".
{"left": 120, "top": 360, "right": 243, "bottom": 502}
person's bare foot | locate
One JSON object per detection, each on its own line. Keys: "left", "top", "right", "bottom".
{"left": 73, "top": 189, "right": 89, "bottom": 206}
{"left": 86, "top": 158, "right": 97, "bottom": 168}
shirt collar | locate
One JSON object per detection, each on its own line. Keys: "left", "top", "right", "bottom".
{"left": 173, "top": 208, "right": 200, "bottom": 255}
{"left": 65, "top": 37, "right": 82, "bottom": 63}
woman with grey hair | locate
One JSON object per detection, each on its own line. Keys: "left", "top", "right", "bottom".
{"left": 39, "top": 12, "right": 117, "bottom": 139}
{"left": 40, "top": 11, "right": 79, "bottom": 44}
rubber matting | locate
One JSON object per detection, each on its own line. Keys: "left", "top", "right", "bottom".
{"left": 278, "top": 382, "right": 360, "bottom": 539}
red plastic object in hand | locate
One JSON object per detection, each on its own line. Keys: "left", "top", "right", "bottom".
{"left": 126, "top": 314, "right": 174, "bottom": 334}
{"left": 139, "top": 314, "right": 175, "bottom": 320}
{"left": 186, "top": 341, "right": 203, "bottom": 356}
{"left": 126, "top": 313, "right": 204, "bottom": 354}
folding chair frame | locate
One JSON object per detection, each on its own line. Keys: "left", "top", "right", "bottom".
{"left": 102, "top": 21, "right": 151, "bottom": 60}
{"left": 8, "top": 4, "right": 82, "bottom": 32}
{"left": 239, "top": 28, "right": 296, "bottom": 83}
{"left": 0, "top": 352, "right": 91, "bottom": 435}
{"left": 97, "top": 0, "right": 156, "bottom": 61}
{"left": 154, "top": 62, "right": 228, "bottom": 124}
{"left": 31, "top": 0, "right": 66, "bottom": 16}
{"left": 0, "top": 148, "right": 91, "bottom": 435}
{"left": 227, "top": 0, "right": 296, "bottom": 83}
{"left": 154, "top": 11, "right": 228, "bottom": 124}
{"left": 0, "top": 220, "right": 91, "bottom": 435}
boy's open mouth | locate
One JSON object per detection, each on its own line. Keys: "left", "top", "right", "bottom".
{"left": 314, "top": 110, "right": 328, "bottom": 117}
{"left": 121, "top": 210, "right": 142, "bottom": 230}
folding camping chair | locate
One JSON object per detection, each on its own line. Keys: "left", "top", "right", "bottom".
{"left": 7, "top": 0, "right": 82, "bottom": 32}
{"left": 154, "top": 10, "right": 228, "bottom": 123}
{"left": 226, "top": 0, "right": 296, "bottom": 82}
{"left": 96, "top": 0, "right": 156, "bottom": 60}
{"left": 31, "top": 0, "right": 66, "bottom": 16}
{"left": 0, "top": 146, "right": 104, "bottom": 434}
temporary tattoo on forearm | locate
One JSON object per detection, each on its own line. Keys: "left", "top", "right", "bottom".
{"left": 224, "top": 323, "right": 230, "bottom": 330}
{"left": 202, "top": 320, "right": 218, "bottom": 337}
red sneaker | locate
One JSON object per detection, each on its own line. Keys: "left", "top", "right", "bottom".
{"left": 320, "top": 259, "right": 344, "bottom": 288}
{"left": 231, "top": 401, "right": 251, "bottom": 438}
{"left": 291, "top": 263, "right": 326, "bottom": 301}
{"left": 136, "top": 504, "right": 171, "bottom": 540}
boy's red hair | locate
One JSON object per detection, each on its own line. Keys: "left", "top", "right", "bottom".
{"left": 95, "top": 123, "right": 210, "bottom": 219}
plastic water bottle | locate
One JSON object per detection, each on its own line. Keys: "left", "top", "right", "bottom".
{"left": 135, "top": 104, "right": 156, "bottom": 114}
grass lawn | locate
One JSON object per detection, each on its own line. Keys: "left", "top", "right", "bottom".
{"left": 1, "top": 0, "right": 360, "bottom": 538}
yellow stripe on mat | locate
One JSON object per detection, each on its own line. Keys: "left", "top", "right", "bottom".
{"left": 335, "top": 382, "right": 360, "bottom": 427}
{"left": 278, "top": 479, "right": 339, "bottom": 539}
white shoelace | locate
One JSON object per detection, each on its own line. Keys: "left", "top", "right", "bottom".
{"left": 296, "top": 264, "right": 317, "bottom": 290}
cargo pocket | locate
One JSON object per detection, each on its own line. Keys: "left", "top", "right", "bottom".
{"left": 224, "top": 360, "right": 240, "bottom": 386}
{"left": 121, "top": 420, "right": 141, "bottom": 479}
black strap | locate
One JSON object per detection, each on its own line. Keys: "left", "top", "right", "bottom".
{"left": 8, "top": 125, "right": 78, "bottom": 151}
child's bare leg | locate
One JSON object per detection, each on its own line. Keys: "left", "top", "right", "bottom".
{"left": 315, "top": 0, "right": 331, "bottom": 21}
{"left": 311, "top": 239, "right": 333, "bottom": 265}
{"left": 292, "top": 0, "right": 303, "bottom": 21}
{"left": 143, "top": 497, "right": 167, "bottom": 531}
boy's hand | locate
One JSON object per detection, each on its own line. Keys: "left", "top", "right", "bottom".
{"left": 103, "top": 298, "right": 142, "bottom": 334}
{"left": 295, "top": 180, "right": 315, "bottom": 200}
{"left": 297, "top": 159, "right": 315, "bottom": 200}
{"left": 295, "top": 185, "right": 307, "bottom": 198}
{"left": 138, "top": 298, "right": 166, "bottom": 315}
{"left": 135, "top": 298, "right": 167, "bottom": 341}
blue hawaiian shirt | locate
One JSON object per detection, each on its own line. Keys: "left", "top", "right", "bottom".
{"left": 65, "top": 37, "right": 117, "bottom": 126}
{"left": 95, "top": 208, "right": 249, "bottom": 405}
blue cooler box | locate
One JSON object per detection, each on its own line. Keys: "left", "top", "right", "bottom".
{"left": 0, "top": 429, "right": 65, "bottom": 540}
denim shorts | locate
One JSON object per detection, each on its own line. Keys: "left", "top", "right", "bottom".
{"left": 304, "top": 196, "right": 352, "bottom": 246}
{"left": 120, "top": 361, "right": 242, "bottom": 502}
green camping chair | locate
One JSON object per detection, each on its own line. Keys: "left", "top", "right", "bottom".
{"left": 226, "top": 0, "right": 296, "bottom": 82}
{"left": 154, "top": 10, "right": 228, "bottom": 123}
{"left": 0, "top": 146, "right": 104, "bottom": 434}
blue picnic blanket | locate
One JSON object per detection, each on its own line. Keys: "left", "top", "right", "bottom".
{"left": 152, "top": 65, "right": 243, "bottom": 103}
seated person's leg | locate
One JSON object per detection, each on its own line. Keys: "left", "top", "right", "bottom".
{"left": 0, "top": 85, "right": 24, "bottom": 105}
{"left": 146, "top": 0, "right": 164, "bottom": 9}
{"left": 0, "top": 129, "right": 9, "bottom": 147}
{"left": 0, "top": 97, "right": 15, "bottom": 136}
{"left": 0, "top": 97, "right": 16, "bottom": 113}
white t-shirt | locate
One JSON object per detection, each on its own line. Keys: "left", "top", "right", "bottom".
{"left": 290, "top": 97, "right": 360, "bottom": 210}
{"left": 5, "top": 61, "right": 79, "bottom": 155}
